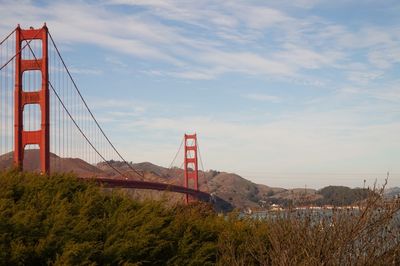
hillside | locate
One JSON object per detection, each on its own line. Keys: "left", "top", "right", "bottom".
{"left": 384, "top": 187, "right": 400, "bottom": 199}
{"left": 102, "top": 162, "right": 378, "bottom": 209}
{"left": 102, "top": 161, "right": 370, "bottom": 209}
{"left": 99, "top": 161, "right": 284, "bottom": 209}
{"left": 315, "top": 186, "right": 370, "bottom": 206}
{"left": 0, "top": 150, "right": 106, "bottom": 177}
{"left": 1, "top": 151, "right": 372, "bottom": 209}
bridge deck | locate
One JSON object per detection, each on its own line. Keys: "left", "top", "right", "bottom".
{"left": 81, "top": 177, "right": 211, "bottom": 202}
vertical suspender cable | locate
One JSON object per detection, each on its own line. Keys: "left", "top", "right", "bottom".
{"left": 196, "top": 138, "right": 209, "bottom": 192}
{"left": 48, "top": 31, "right": 142, "bottom": 178}
{"left": 6, "top": 38, "right": 8, "bottom": 155}
{"left": 62, "top": 61, "right": 65, "bottom": 161}
{"left": 3, "top": 38, "right": 6, "bottom": 157}
{"left": 69, "top": 70, "right": 71, "bottom": 159}
{"left": 1, "top": 37, "right": 4, "bottom": 158}
{"left": 20, "top": 31, "right": 136, "bottom": 178}
{"left": 0, "top": 37, "right": 3, "bottom": 158}
{"left": 3, "top": 37, "right": 6, "bottom": 157}
{"left": 3, "top": 38, "right": 6, "bottom": 158}
{"left": 12, "top": 35, "right": 14, "bottom": 158}
{"left": 57, "top": 78, "right": 60, "bottom": 169}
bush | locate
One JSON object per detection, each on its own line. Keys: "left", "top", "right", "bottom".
{"left": 0, "top": 170, "right": 399, "bottom": 265}
{"left": 0, "top": 170, "right": 224, "bottom": 265}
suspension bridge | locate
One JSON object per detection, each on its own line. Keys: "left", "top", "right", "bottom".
{"left": 0, "top": 24, "right": 212, "bottom": 203}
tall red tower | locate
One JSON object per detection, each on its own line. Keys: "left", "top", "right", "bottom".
{"left": 14, "top": 25, "right": 50, "bottom": 173}
{"left": 184, "top": 133, "right": 199, "bottom": 203}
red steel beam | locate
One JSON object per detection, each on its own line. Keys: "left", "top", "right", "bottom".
{"left": 14, "top": 24, "right": 49, "bottom": 173}
{"left": 184, "top": 133, "right": 199, "bottom": 203}
{"left": 81, "top": 177, "right": 211, "bottom": 202}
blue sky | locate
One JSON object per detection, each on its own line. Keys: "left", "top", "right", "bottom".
{"left": 1, "top": 0, "right": 400, "bottom": 188}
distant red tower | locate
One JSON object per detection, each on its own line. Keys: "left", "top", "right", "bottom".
{"left": 184, "top": 133, "right": 199, "bottom": 203}
{"left": 14, "top": 25, "right": 50, "bottom": 173}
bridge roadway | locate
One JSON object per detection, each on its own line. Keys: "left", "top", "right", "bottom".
{"left": 79, "top": 177, "right": 212, "bottom": 202}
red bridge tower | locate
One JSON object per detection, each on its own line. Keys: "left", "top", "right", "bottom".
{"left": 14, "top": 25, "right": 50, "bottom": 173}
{"left": 184, "top": 133, "right": 199, "bottom": 203}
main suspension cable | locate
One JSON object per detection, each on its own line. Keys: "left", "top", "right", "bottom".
{"left": 0, "top": 28, "right": 16, "bottom": 46}
{"left": 23, "top": 31, "right": 129, "bottom": 179}
{"left": 169, "top": 136, "right": 184, "bottom": 169}
{"left": 48, "top": 31, "right": 143, "bottom": 178}
{"left": 197, "top": 137, "right": 209, "bottom": 192}
{"left": 0, "top": 28, "right": 41, "bottom": 71}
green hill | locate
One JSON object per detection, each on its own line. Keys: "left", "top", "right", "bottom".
{"left": 316, "top": 186, "right": 370, "bottom": 206}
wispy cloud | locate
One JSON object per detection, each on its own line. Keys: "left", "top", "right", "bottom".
{"left": 69, "top": 67, "right": 102, "bottom": 75}
{"left": 105, "top": 56, "right": 128, "bottom": 68}
{"left": 0, "top": 0, "right": 378, "bottom": 81}
{"left": 113, "top": 110, "right": 400, "bottom": 187}
{"left": 1, "top": 0, "right": 399, "bottom": 188}
{"left": 243, "top": 93, "right": 281, "bottom": 103}
{"left": 347, "top": 70, "right": 383, "bottom": 85}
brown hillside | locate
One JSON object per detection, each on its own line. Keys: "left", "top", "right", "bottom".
{"left": 1, "top": 153, "right": 367, "bottom": 209}
{"left": 0, "top": 150, "right": 105, "bottom": 178}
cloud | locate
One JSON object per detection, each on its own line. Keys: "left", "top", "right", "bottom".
{"left": 2, "top": 0, "right": 399, "bottom": 83}
{"left": 368, "top": 45, "right": 400, "bottom": 69}
{"left": 168, "top": 69, "right": 220, "bottom": 80}
{"left": 198, "top": 51, "right": 295, "bottom": 76}
{"left": 368, "top": 85, "right": 400, "bottom": 104}
{"left": 90, "top": 99, "right": 150, "bottom": 114}
{"left": 1, "top": 0, "right": 400, "bottom": 188}
{"left": 111, "top": 110, "right": 400, "bottom": 187}
{"left": 243, "top": 93, "right": 281, "bottom": 103}
{"left": 275, "top": 44, "right": 344, "bottom": 70}
{"left": 337, "top": 87, "right": 363, "bottom": 95}
{"left": 0, "top": 1, "right": 184, "bottom": 64}
{"left": 227, "top": 3, "right": 294, "bottom": 29}
{"left": 347, "top": 70, "right": 383, "bottom": 85}
{"left": 69, "top": 67, "right": 103, "bottom": 75}
{"left": 105, "top": 56, "right": 128, "bottom": 68}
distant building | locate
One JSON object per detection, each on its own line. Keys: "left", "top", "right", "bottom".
{"left": 270, "top": 204, "right": 283, "bottom": 211}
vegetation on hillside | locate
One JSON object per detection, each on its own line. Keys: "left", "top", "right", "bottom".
{"left": 1, "top": 153, "right": 377, "bottom": 209}
{"left": 316, "top": 185, "right": 370, "bottom": 206}
{"left": 0, "top": 170, "right": 399, "bottom": 265}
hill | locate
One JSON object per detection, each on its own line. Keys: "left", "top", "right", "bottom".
{"left": 102, "top": 161, "right": 370, "bottom": 209}
{"left": 384, "top": 187, "right": 400, "bottom": 198}
{"left": 1, "top": 151, "right": 372, "bottom": 209}
{"left": 0, "top": 150, "right": 106, "bottom": 177}
{"left": 99, "top": 161, "right": 285, "bottom": 209}
{"left": 315, "top": 186, "right": 369, "bottom": 206}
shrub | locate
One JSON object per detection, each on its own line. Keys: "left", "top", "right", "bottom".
{"left": 0, "top": 170, "right": 399, "bottom": 265}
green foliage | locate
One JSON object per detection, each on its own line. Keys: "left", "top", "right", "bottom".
{"left": 317, "top": 185, "right": 370, "bottom": 206}
{"left": 0, "top": 170, "right": 233, "bottom": 265}
{"left": 1, "top": 170, "right": 397, "bottom": 265}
